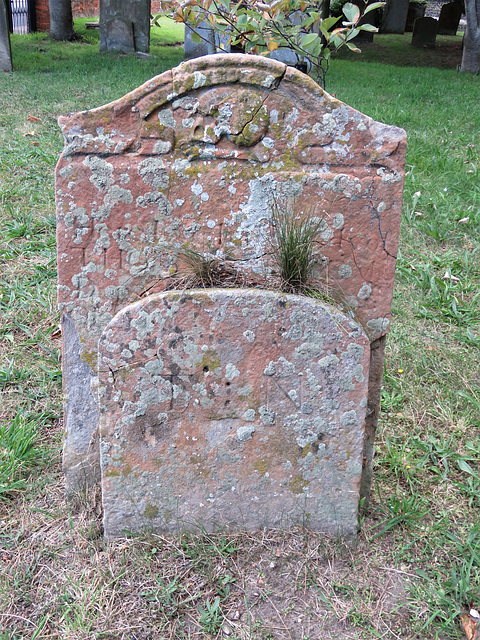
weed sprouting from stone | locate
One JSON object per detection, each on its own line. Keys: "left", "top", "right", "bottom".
{"left": 270, "top": 199, "right": 324, "bottom": 295}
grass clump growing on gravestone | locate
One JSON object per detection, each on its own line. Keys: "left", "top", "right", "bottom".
{"left": 271, "top": 201, "right": 323, "bottom": 294}
{"left": 174, "top": 247, "right": 243, "bottom": 289}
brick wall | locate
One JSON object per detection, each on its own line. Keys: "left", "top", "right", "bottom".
{"left": 34, "top": 1, "right": 163, "bottom": 32}
{"left": 70, "top": 1, "right": 163, "bottom": 18}
{"left": 35, "top": 0, "right": 49, "bottom": 31}
{"left": 72, "top": 0, "right": 99, "bottom": 17}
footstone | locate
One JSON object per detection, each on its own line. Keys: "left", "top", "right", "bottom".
{"left": 98, "top": 289, "right": 370, "bottom": 538}
{"left": 184, "top": 23, "right": 218, "bottom": 59}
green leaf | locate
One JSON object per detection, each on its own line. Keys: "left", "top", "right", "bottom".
{"left": 358, "top": 23, "right": 378, "bottom": 32}
{"left": 346, "top": 41, "right": 361, "bottom": 52}
{"left": 457, "top": 458, "right": 479, "bottom": 478}
{"left": 321, "top": 15, "right": 341, "bottom": 31}
{"left": 346, "top": 28, "right": 360, "bottom": 40}
{"left": 300, "top": 33, "right": 319, "bottom": 48}
{"left": 190, "top": 31, "right": 202, "bottom": 43}
{"left": 364, "top": 2, "right": 385, "bottom": 15}
{"left": 342, "top": 2, "right": 361, "bottom": 24}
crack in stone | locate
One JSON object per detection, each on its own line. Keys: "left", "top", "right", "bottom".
{"left": 368, "top": 197, "right": 397, "bottom": 260}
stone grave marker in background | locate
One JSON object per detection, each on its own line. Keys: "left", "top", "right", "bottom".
{"left": 412, "top": 16, "right": 438, "bottom": 48}
{"left": 381, "top": 0, "right": 409, "bottom": 33}
{"left": 405, "top": 1, "right": 426, "bottom": 32}
{"left": 438, "top": 1, "right": 462, "bottom": 35}
{"left": 56, "top": 54, "right": 406, "bottom": 537}
{"left": 99, "top": 0, "right": 150, "bottom": 53}
{"left": 0, "top": 0, "right": 12, "bottom": 72}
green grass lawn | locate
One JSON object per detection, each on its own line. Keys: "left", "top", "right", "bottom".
{"left": 0, "top": 21, "right": 478, "bottom": 640}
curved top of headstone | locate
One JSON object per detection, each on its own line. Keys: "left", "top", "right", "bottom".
{"left": 58, "top": 53, "right": 405, "bottom": 168}
{"left": 56, "top": 54, "right": 406, "bottom": 354}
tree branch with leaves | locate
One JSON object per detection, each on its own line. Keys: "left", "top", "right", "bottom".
{"left": 159, "top": 0, "right": 384, "bottom": 88}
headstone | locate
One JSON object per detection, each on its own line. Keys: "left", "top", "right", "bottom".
{"left": 99, "top": 0, "right": 150, "bottom": 53}
{"left": 438, "top": 1, "right": 462, "bottom": 36}
{"left": 99, "top": 289, "right": 370, "bottom": 538}
{"left": 412, "top": 16, "right": 438, "bottom": 48}
{"left": 104, "top": 18, "right": 134, "bottom": 53}
{"left": 56, "top": 54, "right": 406, "bottom": 530}
{"left": 0, "top": 0, "right": 12, "bottom": 72}
{"left": 184, "top": 23, "right": 217, "bottom": 59}
{"left": 381, "top": 0, "right": 409, "bottom": 33}
{"left": 405, "top": 1, "right": 426, "bottom": 32}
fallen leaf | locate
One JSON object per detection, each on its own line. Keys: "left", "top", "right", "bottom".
{"left": 31, "top": 141, "right": 39, "bottom": 147}
{"left": 443, "top": 271, "right": 460, "bottom": 282}
{"left": 27, "top": 115, "right": 41, "bottom": 122}
{"left": 458, "top": 217, "right": 470, "bottom": 224}
{"left": 50, "top": 326, "right": 61, "bottom": 339}
{"left": 461, "top": 610, "right": 479, "bottom": 640}
{"left": 23, "top": 131, "right": 35, "bottom": 137}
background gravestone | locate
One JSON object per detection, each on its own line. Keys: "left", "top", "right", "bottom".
{"left": 405, "top": 1, "right": 426, "bottom": 32}
{"left": 0, "top": 0, "right": 12, "bottom": 72}
{"left": 412, "top": 16, "right": 438, "bottom": 48}
{"left": 99, "top": 0, "right": 150, "bottom": 53}
{"left": 184, "top": 22, "right": 216, "bottom": 59}
{"left": 99, "top": 290, "right": 370, "bottom": 538}
{"left": 56, "top": 54, "right": 406, "bottom": 510}
{"left": 438, "top": 1, "right": 462, "bottom": 35}
{"left": 381, "top": 0, "right": 409, "bottom": 33}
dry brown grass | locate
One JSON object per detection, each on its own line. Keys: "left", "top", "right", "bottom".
{"left": 0, "top": 459, "right": 418, "bottom": 640}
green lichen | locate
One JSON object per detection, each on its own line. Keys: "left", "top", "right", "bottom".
{"left": 302, "top": 443, "right": 313, "bottom": 457}
{"left": 253, "top": 459, "right": 270, "bottom": 476}
{"left": 289, "top": 475, "right": 309, "bottom": 494}
{"left": 144, "top": 504, "right": 159, "bottom": 519}
{"left": 190, "top": 455, "right": 210, "bottom": 478}
{"left": 104, "top": 469, "right": 120, "bottom": 477}
{"left": 200, "top": 350, "right": 220, "bottom": 373}
{"left": 81, "top": 350, "right": 97, "bottom": 369}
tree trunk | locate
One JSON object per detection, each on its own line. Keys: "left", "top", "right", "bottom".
{"left": 460, "top": 0, "right": 480, "bottom": 73}
{"left": 49, "top": 0, "right": 74, "bottom": 41}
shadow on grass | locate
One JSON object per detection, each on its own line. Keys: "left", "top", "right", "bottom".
{"left": 335, "top": 33, "right": 463, "bottom": 70}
